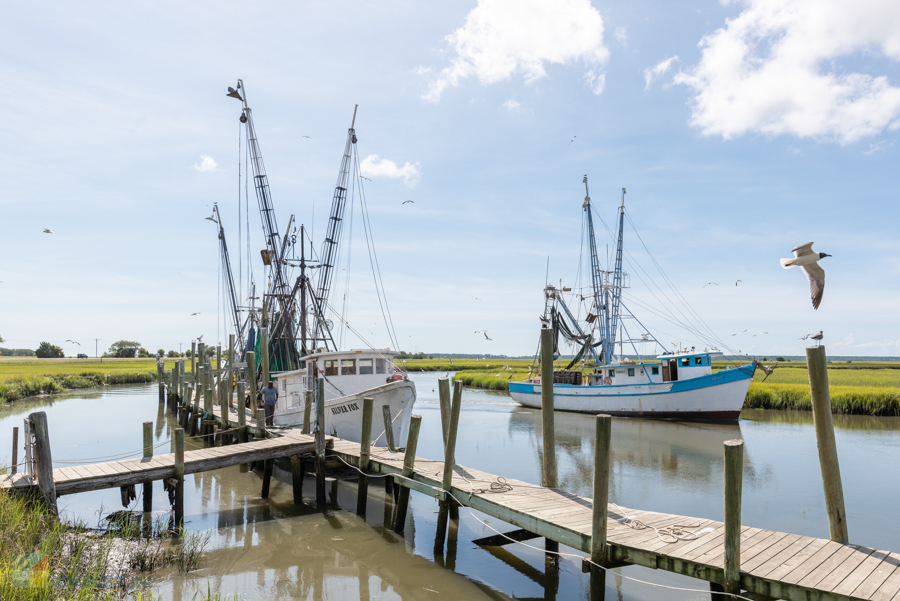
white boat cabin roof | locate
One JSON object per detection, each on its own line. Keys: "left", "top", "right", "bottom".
{"left": 655, "top": 350, "right": 723, "bottom": 361}
{"left": 273, "top": 349, "right": 399, "bottom": 379}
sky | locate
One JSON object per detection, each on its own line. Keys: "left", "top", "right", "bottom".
{"left": 1, "top": 0, "right": 899, "bottom": 359}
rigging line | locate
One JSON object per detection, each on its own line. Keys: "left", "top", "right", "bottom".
{"left": 625, "top": 213, "right": 733, "bottom": 354}
{"left": 238, "top": 119, "right": 242, "bottom": 304}
{"left": 622, "top": 292, "right": 732, "bottom": 353}
{"left": 319, "top": 297, "right": 406, "bottom": 373}
{"left": 617, "top": 299, "right": 664, "bottom": 352}
{"left": 338, "top": 168, "right": 357, "bottom": 349}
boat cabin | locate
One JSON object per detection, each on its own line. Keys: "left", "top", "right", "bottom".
{"left": 585, "top": 350, "right": 721, "bottom": 386}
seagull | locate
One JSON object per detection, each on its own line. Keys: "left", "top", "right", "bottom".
{"left": 471, "top": 296, "right": 482, "bottom": 301}
{"left": 66, "top": 340, "right": 81, "bottom": 346}
{"left": 475, "top": 330, "right": 493, "bottom": 341}
{"left": 448, "top": 358, "right": 454, "bottom": 367}
{"left": 190, "top": 312, "right": 200, "bottom": 316}
{"left": 360, "top": 176, "right": 371, "bottom": 181}
{"left": 781, "top": 242, "right": 831, "bottom": 309}
{"left": 302, "top": 135, "right": 311, "bottom": 139}
{"left": 569, "top": 136, "right": 577, "bottom": 145}
{"left": 735, "top": 280, "right": 742, "bottom": 286}
{"left": 732, "top": 329, "right": 747, "bottom": 336}
{"left": 757, "top": 361, "right": 778, "bottom": 382}
{"left": 197, "top": 334, "right": 204, "bottom": 341}
{"left": 204, "top": 214, "right": 217, "bottom": 222}
{"left": 703, "top": 282, "right": 718, "bottom": 288}
{"left": 811, "top": 331, "right": 824, "bottom": 346}
{"left": 753, "top": 332, "right": 768, "bottom": 336}
{"left": 43, "top": 228, "right": 55, "bottom": 234}
{"left": 402, "top": 200, "right": 414, "bottom": 205}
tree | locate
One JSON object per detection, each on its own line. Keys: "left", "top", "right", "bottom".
{"left": 35, "top": 341, "right": 64, "bottom": 358}
{"left": 108, "top": 340, "right": 142, "bottom": 358}
{"left": 167, "top": 350, "right": 179, "bottom": 358}
{"left": 157, "top": 349, "right": 165, "bottom": 357}
{"left": 0, "top": 334, "right": 4, "bottom": 343}
{"left": 138, "top": 347, "right": 151, "bottom": 358}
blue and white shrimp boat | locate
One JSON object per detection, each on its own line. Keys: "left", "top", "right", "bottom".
{"left": 509, "top": 178, "right": 756, "bottom": 420}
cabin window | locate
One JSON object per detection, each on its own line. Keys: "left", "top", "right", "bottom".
{"left": 358, "top": 359, "right": 374, "bottom": 375}
{"left": 341, "top": 359, "right": 356, "bottom": 375}
{"left": 652, "top": 366, "right": 659, "bottom": 375}
{"left": 681, "top": 358, "right": 690, "bottom": 367}
{"left": 695, "top": 357, "right": 702, "bottom": 366}
{"left": 608, "top": 369, "right": 615, "bottom": 378}
{"left": 324, "top": 360, "right": 338, "bottom": 376}
{"left": 627, "top": 368, "right": 635, "bottom": 377}
{"left": 376, "top": 358, "right": 387, "bottom": 374}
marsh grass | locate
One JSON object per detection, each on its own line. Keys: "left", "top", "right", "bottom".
{"left": 0, "top": 372, "right": 155, "bottom": 404}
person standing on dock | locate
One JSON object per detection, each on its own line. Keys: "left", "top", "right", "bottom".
{"left": 262, "top": 381, "right": 278, "bottom": 426}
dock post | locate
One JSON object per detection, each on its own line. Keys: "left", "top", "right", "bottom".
{"left": 157, "top": 361, "right": 164, "bottom": 404}
{"left": 247, "top": 351, "right": 258, "bottom": 427}
{"left": 724, "top": 439, "right": 744, "bottom": 595}
{"left": 302, "top": 390, "right": 313, "bottom": 434}
{"left": 11, "top": 427, "right": 18, "bottom": 475}
{"left": 261, "top": 459, "right": 274, "bottom": 498}
{"left": 540, "top": 327, "right": 559, "bottom": 562}
{"left": 807, "top": 345, "right": 849, "bottom": 543}
{"left": 394, "top": 415, "right": 422, "bottom": 534}
{"left": 143, "top": 421, "right": 153, "bottom": 513}
{"left": 216, "top": 344, "right": 221, "bottom": 371}
{"left": 590, "top": 415, "right": 612, "bottom": 600}
{"left": 315, "top": 376, "right": 327, "bottom": 507}
{"left": 438, "top": 377, "right": 451, "bottom": 448}
{"left": 203, "top": 367, "right": 213, "bottom": 415}
{"left": 30, "top": 412, "right": 57, "bottom": 515}
{"left": 291, "top": 456, "right": 305, "bottom": 504}
{"left": 197, "top": 342, "right": 205, "bottom": 381}
{"left": 174, "top": 428, "right": 184, "bottom": 529}
{"left": 237, "top": 382, "right": 246, "bottom": 428}
{"left": 227, "top": 333, "right": 235, "bottom": 408}
{"left": 191, "top": 341, "right": 197, "bottom": 382}
{"left": 357, "top": 397, "right": 374, "bottom": 516}
{"left": 219, "top": 377, "right": 228, "bottom": 441}
{"left": 434, "top": 379, "right": 463, "bottom": 555}
{"left": 260, "top": 327, "right": 270, "bottom": 387}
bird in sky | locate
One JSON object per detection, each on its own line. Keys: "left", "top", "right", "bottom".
{"left": 471, "top": 295, "right": 482, "bottom": 301}
{"left": 753, "top": 332, "right": 768, "bottom": 336}
{"left": 190, "top": 312, "right": 200, "bottom": 316}
{"left": 757, "top": 361, "right": 778, "bottom": 382}
{"left": 799, "top": 333, "right": 811, "bottom": 340}
{"left": 204, "top": 214, "right": 216, "bottom": 222}
{"left": 475, "top": 330, "right": 492, "bottom": 341}
{"left": 732, "top": 329, "right": 747, "bottom": 336}
{"left": 735, "top": 280, "right": 742, "bottom": 286}
{"left": 811, "top": 331, "right": 824, "bottom": 346}
{"left": 43, "top": 228, "right": 55, "bottom": 234}
{"left": 402, "top": 200, "right": 414, "bottom": 205}
{"left": 360, "top": 176, "right": 371, "bottom": 181}
{"left": 781, "top": 242, "right": 831, "bottom": 309}
{"left": 302, "top": 135, "right": 311, "bottom": 139}
{"left": 66, "top": 340, "right": 81, "bottom": 345}
{"left": 197, "top": 334, "right": 204, "bottom": 341}
{"left": 703, "top": 282, "right": 718, "bottom": 287}
{"left": 569, "top": 135, "right": 577, "bottom": 145}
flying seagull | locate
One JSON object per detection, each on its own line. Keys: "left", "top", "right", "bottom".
{"left": 732, "top": 329, "right": 747, "bottom": 336}
{"left": 66, "top": 340, "right": 81, "bottom": 345}
{"left": 569, "top": 136, "right": 577, "bottom": 145}
{"left": 735, "top": 280, "right": 742, "bottom": 286}
{"left": 475, "top": 330, "right": 493, "bottom": 341}
{"left": 781, "top": 242, "right": 831, "bottom": 309}
{"left": 703, "top": 282, "right": 718, "bottom": 288}
{"left": 757, "top": 361, "right": 779, "bottom": 382}
{"left": 302, "top": 135, "right": 311, "bottom": 139}
{"left": 360, "top": 176, "right": 371, "bottom": 181}
{"left": 190, "top": 312, "right": 200, "bottom": 316}
{"left": 43, "top": 228, "right": 55, "bottom": 234}
{"left": 402, "top": 200, "right": 414, "bottom": 205}
{"left": 471, "top": 295, "right": 482, "bottom": 301}
{"left": 753, "top": 332, "right": 768, "bottom": 336}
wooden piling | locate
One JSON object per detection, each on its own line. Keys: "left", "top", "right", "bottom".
{"left": 260, "top": 327, "right": 270, "bottom": 387}
{"left": 315, "top": 376, "right": 326, "bottom": 507}
{"left": 191, "top": 341, "right": 196, "bottom": 382}
{"left": 203, "top": 368, "right": 213, "bottom": 414}
{"left": 237, "top": 382, "right": 246, "bottom": 428}
{"left": 590, "top": 415, "right": 612, "bottom": 600}
{"left": 216, "top": 344, "right": 222, "bottom": 371}
{"left": 29, "top": 412, "right": 57, "bottom": 514}
{"left": 197, "top": 342, "right": 205, "bottom": 382}
{"left": 247, "top": 351, "right": 258, "bottom": 425}
{"left": 219, "top": 376, "right": 228, "bottom": 438}
{"left": 291, "top": 456, "right": 305, "bottom": 504}
{"left": 173, "top": 428, "right": 184, "bottom": 528}
{"left": 434, "top": 379, "right": 463, "bottom": 554}
{"left": 806, "top": 345, "right": 849, "bottom": 544}
{"left": 227, "top": 333, "right": 235, "bottom": 408}
{"left": 382, "top": 405, "right": 397, "bottom": 451}
{"left": 11, "top": 427, "right": 17, "bottom": 475}
{"left": 724, "top": 439, "right": 744, "bottom": 595}
{"left": 357, "top": 397, "right": 374, "bottom": 516}
{"left": 394, "top": 415, "right": 422, "bottom": 534}
{"left": 302, "top": 389, "right": 313, "bottom": 434}
{"left": 143, "top": 421, "right": 153, "bottom": 513}
{"left": 540, "top": 327, "right": 557, "bottom": 489}
{"left": 438, "top": 377, "right": 451, "bottom": 448}
{"left": 157, "top": 361, "right": 164, "bottom": 404}
{"left": 261, "top": 459, "right": 274, "bottom": 498}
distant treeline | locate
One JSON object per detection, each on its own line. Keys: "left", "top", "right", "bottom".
{"left": 0, "top": 347, "right": 36, "bottom": 356}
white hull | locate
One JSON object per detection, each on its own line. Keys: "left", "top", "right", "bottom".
{"left": 274, "top": 380, "right": 416, "bottom": 445}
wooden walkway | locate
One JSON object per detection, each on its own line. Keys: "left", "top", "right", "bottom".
{"left": 0, "top": 430, "right": 325, "bottom": 496}
{"left": 328, "top": 439, "right": 900, "bottom": 601}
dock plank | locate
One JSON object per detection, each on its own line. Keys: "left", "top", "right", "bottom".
{"left": 851, "top": 552, "right": 900, "bottom": 600}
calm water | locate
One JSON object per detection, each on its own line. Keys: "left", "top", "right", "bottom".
{"left": 1, "top": 374, "right": 899, "bottom": 600}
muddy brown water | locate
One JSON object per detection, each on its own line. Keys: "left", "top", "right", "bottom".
{"left": 1, "top": 373, "right": 899, "bottom": 600}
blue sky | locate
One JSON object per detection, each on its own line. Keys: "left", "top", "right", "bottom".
{"left": 1, "top": 0, "right": 899, "bottom": 358}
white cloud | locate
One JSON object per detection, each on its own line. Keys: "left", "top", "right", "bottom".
{"left": 360, "top": 155, "right": 421, "bottom": 186}
{"left": 863, "top": 140, "right": 895, "bottom": 155}
{"left": 644, "top": 56, "right": 679, "bottom": 90}
{"left": 675, "top": 0, "right": 900, "bottom": 144}
{"left": 422, "top": 0, "right": 609, "bottom": 102}
{"left": 502, "top": 99, "right": 521, "bottom": 112}
{"left": 584, "top": 70, "right": 605, "bottom": 95}
{"left": 193, "top": 155, "right": 218, "bottom": 172}
{"left": 614, "top": 26, "right": 628, "bottom": 46}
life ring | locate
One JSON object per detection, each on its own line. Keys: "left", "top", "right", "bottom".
{"left": 603, "top": 377, "right": 612, "bottom": 385}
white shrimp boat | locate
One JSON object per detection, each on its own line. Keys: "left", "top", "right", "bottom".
{"left": 272, "top": 349, "right": 415, "bottom": 444}
{"left": 509, "top": 178, "right": 755, "bottom": 419}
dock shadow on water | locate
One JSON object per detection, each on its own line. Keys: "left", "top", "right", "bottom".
{"left": 1, "top": 373, "right": 899, "bottom": 599}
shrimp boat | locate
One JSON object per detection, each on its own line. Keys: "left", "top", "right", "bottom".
{"left": 508, "top": 178, "right": 755, "bottom": 419}
{"left": 219, "top": 80, "right": 415, "bottom": 444}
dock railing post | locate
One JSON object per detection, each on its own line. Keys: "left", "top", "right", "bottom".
{"left": 197, "top": 342, "right": 205, "bottom": 384}
{"left": 807, "top": 345, "right": 849, "bottom": 544}
{"left": 724, "top": 439, "right": 744, "bottom": 595}
{"left": 143, "top": 421, "right": 153, "bottom": 513}
{"left": 590, "top": 415, "right": 611, "bottom": 600}
{"left": 434, "top": 379, "right": 463, "bottom": 555}
{"left": 191, "top": 341, "right": 196, "bottom": 383}
{"left": 11, "top": 427, "right": 18, "bottom": 475}
{"left": 438, "top": 377, "right": 451, "bottom": 449}
{"left": 357, "top": 397, "right": 374, "bottom": 516}
{"left": 228, "top": 333, "right": 235, "bottom": 408}
{"left": 29, "top": 412, "right": 57, "bottom": 515}
{"left": 540, "top": 327, "right": 559, "bottom": 562}
{"left": 394, "top": 415, "right": 422, "bottom": 534}
{"left": 315, "top": 376, "right": 327, "bottom": 507}
{"left": 157, "top": 361, "right": 164, "bottom": 404}
{"left": 174, "top": 428, "right": 184, "bottom": 529}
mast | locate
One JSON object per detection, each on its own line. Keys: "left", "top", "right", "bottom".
{"left": 608, "top": 188, "right": 626, "bottom": 362}
{"left": 314, "top": 105, "right": 358, "bottom": 346}
{"left": 212, "top": 204, "right": 246, "bottom": 357}
{"left": 583, "top": 175, "right": 609, "bottom": 364}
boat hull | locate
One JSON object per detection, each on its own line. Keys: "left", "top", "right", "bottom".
{"left": 274, "top": 380, "right": 416, "bottom": 445}
{"left": 508, "top": 366, "right": 753, "bottom": 419}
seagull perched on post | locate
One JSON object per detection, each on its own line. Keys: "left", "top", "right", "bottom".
{"left": 781, "top": 242, "right": 831, "bottom": 309}
{"left": 811, "top": 331, "right": 824, "bottom": 346}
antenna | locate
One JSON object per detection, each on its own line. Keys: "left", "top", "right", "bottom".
{"left": 545, "top": 256, "right": 550, "bottom": 286}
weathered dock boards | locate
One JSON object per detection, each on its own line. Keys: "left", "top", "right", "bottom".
{"left": 328, "top": 439, "right": 900, "bottom": 601}
{"left": 0, "top": 430, "right": 326, "bottom": 496}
